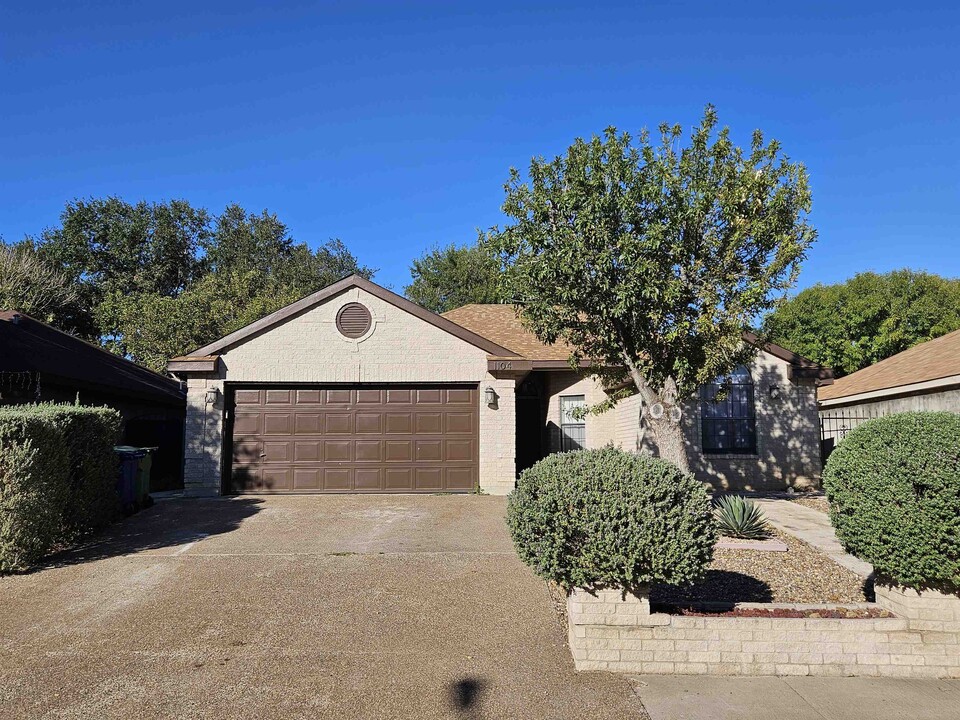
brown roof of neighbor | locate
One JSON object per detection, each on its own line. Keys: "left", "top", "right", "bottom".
{"left": 0, "top": 311, "right": 184, "bottom": 406}
{"left": 818, "top": 329, "right": 960, "bottom": 402}
{"left": 441, "top": 304, "right": 574, "bottom": 360}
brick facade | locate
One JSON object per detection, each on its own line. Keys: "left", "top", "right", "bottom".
{"left": 567, "top": 586, "right": 960, "bottom": 678}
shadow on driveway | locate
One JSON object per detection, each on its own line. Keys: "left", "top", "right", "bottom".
{"left": 38, "top": 497, "right": 263, "bottom": 571}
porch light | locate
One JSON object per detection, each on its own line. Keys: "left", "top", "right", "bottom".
{"left": 768, "top": 384, "right": 782, "bottom": 400}
{"left": 205, "top": 387, "right": 220, "bottom": 405}
{"left": 484, "top": 386, "right": 498, "bottom": 407}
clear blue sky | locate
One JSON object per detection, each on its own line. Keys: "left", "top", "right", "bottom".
{"left": 2, "top": 1, "right": 958, "bottom": 294}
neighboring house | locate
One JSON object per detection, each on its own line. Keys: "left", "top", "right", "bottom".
{"left": 819, "top": 329, "right": 960, "bottom": 457}
{"left": 0, "top": 311, "right": 187, "bottom": 489}
{"left": 167, "top": 275, "right": 831, "bottom": 497}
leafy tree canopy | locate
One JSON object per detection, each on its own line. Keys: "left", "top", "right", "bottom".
{"left": 486, "top": 106, "right": 815, "bottom": 471}
{"left": 0, "top": 243, "right": 81, "bottom": 325}
{"left": 763, "top": 269, "right": 960, "bottom": 376}
{"left": 9, "top": 197, "right": 373, "bottom": 371}
{"left": 405, "top": 242, "right": 504, "bottom": 313}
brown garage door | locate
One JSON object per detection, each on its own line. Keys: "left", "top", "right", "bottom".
{"left": 229, "top": 385, "right": 479, "bottom": 493}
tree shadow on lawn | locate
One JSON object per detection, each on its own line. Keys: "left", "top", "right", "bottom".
{"left": 34, "top": 497, "right": 263, "bottom": 572}
{"left": 651, "top": 570, "right": 774, "bottom": 609}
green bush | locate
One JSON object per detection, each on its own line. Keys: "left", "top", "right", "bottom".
{"left": 823, "top": 412, "right": 960, "bottom": 592}
{"left": 507, "top": 447, "right": 716, "bottom": 593}
{"left": 0, "top": 404, "right": 121, "bottom": 572}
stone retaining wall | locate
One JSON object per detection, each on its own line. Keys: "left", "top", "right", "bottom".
{"left": 567, "top": 586, "right": 960, "bottom": 678}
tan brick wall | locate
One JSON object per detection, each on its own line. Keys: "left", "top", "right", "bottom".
{"left": 609, "top": 350, "right": 822, "bottom": 490}
{"left": 567, "top": 587, "right": 960, "bottom": 678}
{"left": 180, "top": 287, "right": 515, "bottom": 494}
{"left": 543, "top": 371, "right": 616, "bottom": 452}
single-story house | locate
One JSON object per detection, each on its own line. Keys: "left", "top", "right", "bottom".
{"left": 0, "top": 311, "right": 187, "bottom": 489}
{"left": 819, "top": 328, "right": 960, "bottom": 456}
{"left": 167, "top": 275, "right": 831, "bottom": 496}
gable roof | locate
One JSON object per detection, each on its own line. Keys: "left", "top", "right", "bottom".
{"left": 818, "top": 329, "right": 960, "bottom": 404}
{"left": 0, "top": 311, "right": 184, "bottom": 406}
{"left": 442, "top": 305, "right": 831, "bottom": 381}
{"left": 441, "top": 304, "right": 573, "bottom": 361}
{"left": 179, "top": 275, "right": 518, "bottom": 359}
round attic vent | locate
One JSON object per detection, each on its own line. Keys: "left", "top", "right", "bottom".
{"left": 336, "top": 302, "right": 372, "bottom": 339}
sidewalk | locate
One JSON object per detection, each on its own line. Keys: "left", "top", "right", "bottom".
{"left": 753, "top": 497, "right": 874, "bottom": 578}
{"left": 631, "top": 675, "right": 960, "bottom": 720}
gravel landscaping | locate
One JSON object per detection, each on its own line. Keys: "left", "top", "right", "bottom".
{"left": 788, "top": 494, "right": 831, "bottom": 513}
{"left": 651, "top": 529, "right": 868, "bottom": 606}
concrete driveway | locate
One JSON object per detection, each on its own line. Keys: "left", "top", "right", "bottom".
{"left": 0, "top": 495, "right": 645, "bottom": 719}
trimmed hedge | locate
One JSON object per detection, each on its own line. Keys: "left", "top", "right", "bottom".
{"left": 0, "top": 404, "right": 121, "bottom": 572}
{"left": 823, "top": 412, "right": 960, "bottom": 592}
{"left": 507, "top": 447, "right": 716, "bottom": 593}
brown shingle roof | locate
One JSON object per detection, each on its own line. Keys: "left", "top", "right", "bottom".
{"left": 441, "top": 304, "right": 573, "bottom": 360}
{"left": 818, "top": 329, "right": 960, "bottom": 402}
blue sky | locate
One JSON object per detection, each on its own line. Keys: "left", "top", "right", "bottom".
{"left": 2, "top": 1, "right": 958, "bottom": 294}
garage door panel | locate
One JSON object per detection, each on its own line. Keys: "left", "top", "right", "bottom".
{"left": 295, "top": 413, "right": 322, "bottom": 433}
{"left": 324, "top": 440, "right": 352, "bottom": 462}
{"left": 385, "top": 413, "right": 412, "bottom": 433}
{"left": 415, "top": 413, "right": 442, "bottom": 434}
{"left": 324, "top": 414, "right": 352, "bottom": 434}
{"left": 385, "top": 468, "right": 413, "bottom": 490}
{"left": 323, "top": 469, "right": 352, "bottom": 490}
{"left": 446, "top": 413, "right": 474, "bottom": 434}
{"left": 294, "top": 441, "right": 321, "bottom": 461}
{"left": 235, "top": 389, "right": 262, "bottom": 405}
{"left": 263, "top": 413, "right": 293, "bottom": 434}
{"left": 446, "top": 467, "right": 475, "bottom": 490}
{"left": 354, "top": 468, "right": 382, "bottom": 490}
{"left": 446, "top": 439, "right": 474, "bottom": 462}
{"left": 355, "top": 440, "right": 381, "bottom": 461}
{"left": 355, "top": 413, "right": 382, "bottom": 433}
{"left": 230, "top": 385, "right": 478, "bottom": 493}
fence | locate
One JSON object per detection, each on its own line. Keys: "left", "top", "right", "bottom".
{"left": 819, "top": 409, "right": 882, "bottom": 462}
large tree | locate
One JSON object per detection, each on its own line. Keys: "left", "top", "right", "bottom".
{"left": 0, "top": 243, "right": 80, "bottom": 324}
{"left": 405, "top": 242, "right": 504, "bottom": 313}
{"left": 22, "top": 198, "right": 373, "bottom": 369}
{"left": 763, "top": 270, "right": 960, "bottom": 376}
{"left": 486, "top": 107, "right": 815, "bottom": 472}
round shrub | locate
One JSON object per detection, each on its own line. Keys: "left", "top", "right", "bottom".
{"left": 823, "top": 412, "right": 960, "bottom": 592}
{"left": 507, "top": 447, "right": 716, "bottom": 592}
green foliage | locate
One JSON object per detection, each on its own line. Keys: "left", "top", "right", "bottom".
{"left": 0, "top": 243, "right": 81, "bottom": 324}
{"left": 0, "top": 404, "right": 121, "bottom": 572}
{"left": 485, "top": 106, "right": 814, "bottom": 470}
{"left": 823, "top": 412, "right": 960, "bottom": 592}
{"left": 507, "top": 447, "right": 716, "bottom": 592}
{"left": 404, "top": 242, "right": 504, "bottom": 312}
{"left": 21, "top": 198, "right": 374, "bottom": 371}
{"left": 763, "top": 270, "right": 960, "bottom": 377}
{"left": 713, "top": 495, "right": 769, "bottom": 539}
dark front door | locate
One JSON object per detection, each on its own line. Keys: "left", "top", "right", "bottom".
{"left": 515, "top": 375, "right": 546, "bottom": 475}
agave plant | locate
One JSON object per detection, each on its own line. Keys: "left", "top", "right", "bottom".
{"left": 713, "top": 495, "right": 770, "bottom": 540}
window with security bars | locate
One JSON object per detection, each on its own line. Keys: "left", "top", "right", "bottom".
{"left": 560, "top": 395, "right": 586, "bottom": 451}
{"left": 699, "top": 366, "right": 757, "bottom": 454}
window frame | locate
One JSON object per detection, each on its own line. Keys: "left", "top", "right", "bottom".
{"left": 699, "top": 366, "right": 757, "bottom": 455}
{"left": 559, "top": 394, "right": 586, "bottom": 452}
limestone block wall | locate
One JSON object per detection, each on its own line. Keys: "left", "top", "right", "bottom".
{"left": 568, "top": 587, "right": 960, "bottom": 678}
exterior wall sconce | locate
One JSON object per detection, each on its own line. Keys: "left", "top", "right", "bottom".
{"left": 768, "top": 384, "right": 782, "bottom": 400}
{"left": 484, "top": 386, "right": 498, "bottom": 407}
{"left": 205, "top": 386, "right": 220, "bottom": 405}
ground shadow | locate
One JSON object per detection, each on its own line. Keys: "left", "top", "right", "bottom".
{"left": 448, "top": 676, "right": 487, "bottom": 719}
{"left": 33, "top": 497, "right": 263, "bottom": 572}
{"left": 651, "top": 570, "right": 774, "bottom": 608}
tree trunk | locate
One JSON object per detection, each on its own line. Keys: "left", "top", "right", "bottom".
{"left": 620, "top": 358, "right": 693, "bottom": 474}
{"left": 646, "top": 413, "right": 691, "bottom": 474}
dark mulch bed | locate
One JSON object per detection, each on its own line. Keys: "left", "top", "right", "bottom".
{"left": 664, "top": 605, "right": 891, "bottom": 619}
